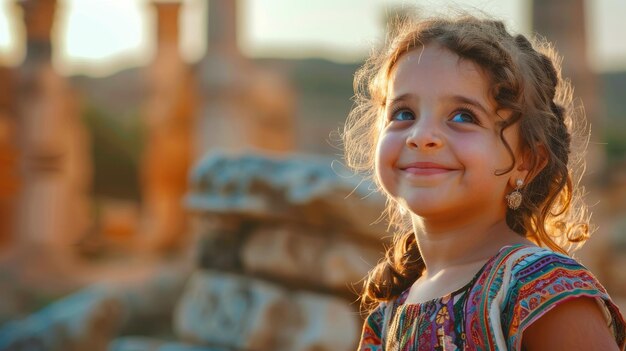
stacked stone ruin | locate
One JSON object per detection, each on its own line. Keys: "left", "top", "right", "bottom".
{"left": 171, "top": 153, "right": 387, "bottom": 350}
{"left": 0, "top": 153, "right": 389, "bottom": 351}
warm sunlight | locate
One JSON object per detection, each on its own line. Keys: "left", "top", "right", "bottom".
{"left": 55, "top": 0, "right": 151, "bottom": 76}
{"left": 0, "top": 0, "right": 624, "bottom": 75}
{"left": 56, "top": 0, "right": 207, "bottom": 76}
{"left": 0, "top": 0, "right": 24, "bottom": 65}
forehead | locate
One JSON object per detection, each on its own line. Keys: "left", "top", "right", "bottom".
{"left": 386, "top": 44, "right": 492, "bottom": 105}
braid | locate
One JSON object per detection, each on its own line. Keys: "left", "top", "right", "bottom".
{"left": 514, "top": 34, "right": 534, "bottom": 51}
{"left": 507, "top": 31, "right": 588, "bottom": 250}
{"left": 533, "top": 45, "right": 571, "bottom": 174}
{"left": 541, "top": 55, "right": 559, "bottom": 99}
{"left": 551, "top": 102, "right": 571, "bottom": 149}
{"left": 361, "top": 231, "right": 424, "bottom": 311}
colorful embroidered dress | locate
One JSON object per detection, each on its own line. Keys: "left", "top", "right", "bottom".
{"left": 358, "top": 244, "right": 626, "bottom": 350}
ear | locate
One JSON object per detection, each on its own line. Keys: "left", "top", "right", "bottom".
{"left": 509, "top": 143, "right": 548, "bottom": 188}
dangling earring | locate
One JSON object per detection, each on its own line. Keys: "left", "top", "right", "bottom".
{"left": 506, "top": 179, "right": 523, "bottom": 210}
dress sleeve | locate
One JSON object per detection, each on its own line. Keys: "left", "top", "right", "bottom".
{"left": 357, "top": 304, "right": 385, "bottom": 351}
{"left": 501, "top": 250, "right": 626, "bottom": 350}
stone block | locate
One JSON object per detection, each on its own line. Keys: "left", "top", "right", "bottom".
{"left": 109, "top": 337, "right": 163, "bottom": 351}
{"left": 241, "top": 226, "right": 325, "bottom": 283}
{"left": 321, "top": 241, "right": 380, "bottom": 291}
{"left": 193, "top": 222, "right": 246, "bottom": 272}
{"left": 186, "top": 153, "right": 386, "bottom": 240}
{"left": 109, "top": 336, "right": 230, "bottom": 351}
{"left": 0, "top": 285, "right": 123, "bottom": 351}
{"left": 173, "top": 271, "right": 295, "bottom": 350}
{"left": 173, "top": 270, "right": 360, "bottom": 351}
{"left": 113, "top": 264, "right": 192, "bottom": 335}
{"left": 291, "top": 292, "right": 360, "bottom": 351}
{"left": 240, "top": 226, "right": 380, "bottom": 292}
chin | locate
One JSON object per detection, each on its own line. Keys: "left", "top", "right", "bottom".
{"left": 401, "top": 201, "right": 448, "bottom": 218}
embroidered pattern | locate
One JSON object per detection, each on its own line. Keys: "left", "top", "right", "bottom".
{"left": 357, "top": 245, "right": 626, "bottom": 351}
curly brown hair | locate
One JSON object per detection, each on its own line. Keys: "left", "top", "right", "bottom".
{"left": 342, "top": 14, "right": 592, "bottom": 312}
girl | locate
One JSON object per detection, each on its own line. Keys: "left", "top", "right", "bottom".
{"left": 343, "top": 14, "right": 626, "bottom": 351}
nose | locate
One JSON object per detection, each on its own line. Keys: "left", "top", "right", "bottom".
{"left": 406, "top": 118, "right": 443, "bottom": 150}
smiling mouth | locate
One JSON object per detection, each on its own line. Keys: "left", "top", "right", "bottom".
{"left": 400, "top": 162, "right": 456, "bottom": 175}
{"left": 403, "top": 167, "right": 452, "bottom": 175}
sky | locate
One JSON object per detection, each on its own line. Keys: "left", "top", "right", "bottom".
{"left": 0, "top": 0, "right": 625, "bottom": 76}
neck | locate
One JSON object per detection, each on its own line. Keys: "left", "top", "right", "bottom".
{"left": 411, "top": 215, "right": 531, "bottom": 277}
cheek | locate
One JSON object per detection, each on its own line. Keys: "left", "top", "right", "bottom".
{"left": 452, "top": 134, "right": 511, "bottom": 175}
{"left": 374, "top": 132, "right": 398, "bottom": 192}
{"left": 453, "top": 135, "right": 490, "bottom": 159}
{"left": 374, "top": 137, "right": 387, "bottom": 181}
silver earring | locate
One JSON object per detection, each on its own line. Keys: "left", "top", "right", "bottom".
{"left": 506, "top": 179, "right": 523, "bottom": 210}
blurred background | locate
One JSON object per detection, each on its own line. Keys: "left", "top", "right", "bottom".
{"left": 0, "top": 0, "right": 625, "bottom": 350}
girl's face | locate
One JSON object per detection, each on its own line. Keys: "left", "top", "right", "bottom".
{"left": 375, "top": 44, "right": 525, "bottom": 226}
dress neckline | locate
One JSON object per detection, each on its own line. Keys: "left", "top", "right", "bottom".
{"left": 396, "top": 243, "right": 530, "bottom": 307}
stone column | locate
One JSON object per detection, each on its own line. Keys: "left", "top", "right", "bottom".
{"left": 0, "top": 1, "right": 22, "bottom": 251}
{"left": 532, "top": 0, "right": 604, "bottom": 176}
{"left": 197, "top": 0, "right": 294, "bottom": 156}
{"left": 0, "top": 65, "right": 19, "bottom": 250}
{"left": 139, "top": 1, "right": 195, "bottom": 252}
{"left": 15, "top": 0, "right": 92, "bottom": 265}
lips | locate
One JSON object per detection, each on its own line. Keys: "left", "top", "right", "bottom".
{"left": 400, "top": 162, "right": 456, "bottom": 175}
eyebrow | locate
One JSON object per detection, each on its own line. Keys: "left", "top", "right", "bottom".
{"left": 386, "top": 93, "right": 491, "bottom": 116}
{"left": 451, "top": 95, "right": 490, "bottom": 116}
{"left": 385, "top": 93, "right": 411, "bottom": 106}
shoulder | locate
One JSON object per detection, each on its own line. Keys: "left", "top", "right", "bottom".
{"left": 522, "top": 296, "right": 624, "bottom": 350}
{"left": 357, "top": 290, "right": 410, "bottom": 350}
{"left": 357, "top": 299, "right": 396, "bottom": 351}
{"left": 504, "top": 245, "right": 609, "bottom": 309}
{"left": 500, "top": 245, "right": 626, "bottom": 350}
{"left": 506, "top": 245, "right": 606, "bottom": 297}
{"left": 496, "top": 244, "right": 585, "bottom": 275}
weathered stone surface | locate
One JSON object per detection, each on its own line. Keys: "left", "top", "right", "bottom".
{"left": 109, "top": 337, "right": 163, "bottom": 351}
{"left": 241, "top": 226, "right": 380, "bottom": 292}
{"left": 109, "top": 336, "right": 230, "bottom": 351}
{"left": 0, "top": 264, "right": 192, "bottom": 350}
{"left": 173, "top": 270, "right": 360, "bottom": 351}
{"left": 186, "top": 153, "right": 386, "bottom": 240}
{"left": 173, "top": 271, "right": 294, "bottom": 350}
{"left": 113, "top": 264, "right": 192, "bottom": 335}
{"left": 321, "top": 240, "right": 381, "bottom": 291}
{"left": 241, "top": 226, "right": 326, "bottom": 282}
{"left": 0, "top": 285, "right": 123, "bottom": 351}
{"left": 192, "top": 218, "right": 248, "bottom": 272}
{"left": 291, "top": 292, "right": 360, "bottom": 351}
